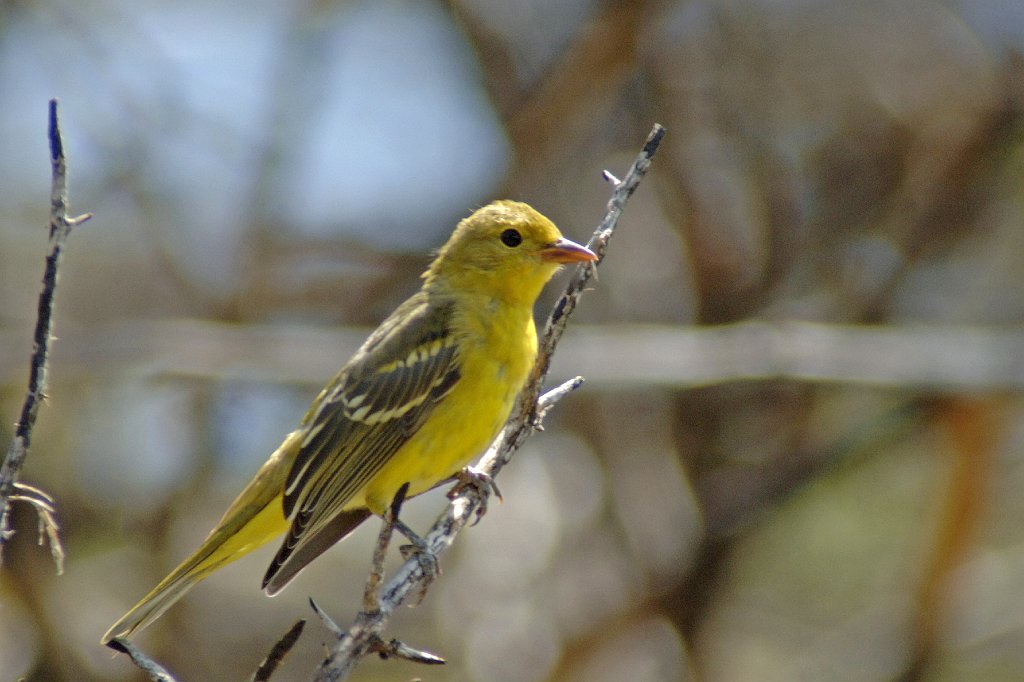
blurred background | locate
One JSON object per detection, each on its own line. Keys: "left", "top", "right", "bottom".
{"left": 3, "top": 0, "right": 1024, "bottom": 680}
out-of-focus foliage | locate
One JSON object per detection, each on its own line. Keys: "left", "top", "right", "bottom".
{"left": 3, "top": 0, "right": 1024, "bottom": 680}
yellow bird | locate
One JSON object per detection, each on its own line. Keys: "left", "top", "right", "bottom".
{"left": 102, "top": 201, "right": 596, "bottom": 643}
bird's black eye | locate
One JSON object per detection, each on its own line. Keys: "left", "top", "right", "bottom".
{"left": 500, "top": 228, "right": 523, "bottom": 248}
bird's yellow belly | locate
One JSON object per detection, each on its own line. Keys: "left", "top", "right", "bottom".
{"left": 359, "top": 338, "right": 531, "bottom": 515}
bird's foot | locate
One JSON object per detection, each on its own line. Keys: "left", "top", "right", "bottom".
{"left": 392, "top": 518, "right": 440, "bottom": 604}
{"left": 447, "top": 465, "right": 502, "bottom": 524}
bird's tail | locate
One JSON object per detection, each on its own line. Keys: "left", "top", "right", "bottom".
{"left": 101, "top": 492, "right": 289, "bottom": 643}
{"left": 102, "top": 433, "right": 301, "bottom": 644}
{"left": 101, "top": 548, "right": 218, "bottom": 644}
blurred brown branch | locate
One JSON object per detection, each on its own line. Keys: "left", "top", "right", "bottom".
{"left": 0, "top": 99, "right": 90, "bottom": 572}
{"left": 19, "top": 319, "right": 1024, "bottom": 392}
{"left": 900, "top": 399, "right": 1000, "bottom": 681}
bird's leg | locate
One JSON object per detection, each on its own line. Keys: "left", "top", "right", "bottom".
{"left": 383, "top": 484, "right": 439, "bottom": 604}
{"left": 393, "top": 519, "right": 440, "bottom": 581}
{"left": 447, "top": 465, "right": 503, "bottom": 524}
{"left": 385, "top": 482, "right": 410, "bottom": 533}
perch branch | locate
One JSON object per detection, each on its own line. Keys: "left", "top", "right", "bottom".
{"left": 311, "top": 123, "right": 665, "bottom": 681}
{"left": 0, "top": 99, "right": 90, "bottom": 571}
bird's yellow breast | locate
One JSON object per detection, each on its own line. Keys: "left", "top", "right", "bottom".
{"left": 358, "top": 298, "right": 537, "bottom": 514}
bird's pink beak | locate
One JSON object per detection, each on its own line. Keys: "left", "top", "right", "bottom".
{"left": 540, "top": 238, "right": 598, "bottom": 264}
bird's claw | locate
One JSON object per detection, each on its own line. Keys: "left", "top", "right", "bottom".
{"left": 399, "top": 541, "right": 439, "bottom": 605}
{"left": 448, "top": 466, "right": 503, "bottom": 524}
{"left": 399, "top": 542, "right": 440, "bottom": 579}
{"left": 389, "top": 514, "right": 439, "bottom": 604}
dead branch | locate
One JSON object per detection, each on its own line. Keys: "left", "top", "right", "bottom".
{"left": 0, "top": 99, "right": 91, "bottom": 571}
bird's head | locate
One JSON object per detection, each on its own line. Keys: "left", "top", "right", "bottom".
{"left": 424, "top": 201, "right": 596, "bottom": 305}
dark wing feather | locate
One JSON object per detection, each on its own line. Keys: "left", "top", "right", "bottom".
{"left": 263, "top": 293, "right": 460, "bottom": 593}
{"left": 262, "top": 508, "right": 371, "bottom": 594}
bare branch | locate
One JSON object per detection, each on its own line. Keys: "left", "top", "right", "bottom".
{"left": 311, "top": 124, "right": 665, "bottom": 680}
{"left": 106, "top": 638, "right": 179, "bottom": 682}
{"left": 362, "top": 485, "right": 404, "bottom": 613}
{"left": 310, "top": 597, "right": 344, "bottom": 637}
{"left": 10, "top": 482, "right": 65, "bottom": 573}
{"left": 0, "top": 99, "right": 90, "bottom": 570}
{"left": 252, "top": 619, "right": 307, "bottom": 682}
{"left": 368, "top": 637, "right": 445, "bottom": 665}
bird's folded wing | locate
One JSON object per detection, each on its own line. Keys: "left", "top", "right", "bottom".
{"left": 263, "top": 295, "right": 460, "bottom": 591}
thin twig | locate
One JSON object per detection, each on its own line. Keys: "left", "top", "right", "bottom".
{"left": 363, "top": 484, "right": 406, "bottom": 613}
{"left": 368, "top": 637, "right": 445, "bottom": 665}
{"left": 10, "top": 483, "right": 65, "bottom": 573}
{"left": 252, "top": 619, "right": 307, "bottom": 682}
{"left": 309, "top": 597, "right": 343, "bottom": 637}
{"left": 312, "top": 123, "right": 665, "bottom": 681}
{"left": 0, "top": 99, "right": 90, "bottom": 570}
{"left": 106, "top": 639, "right": 179, "bottom": 682}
